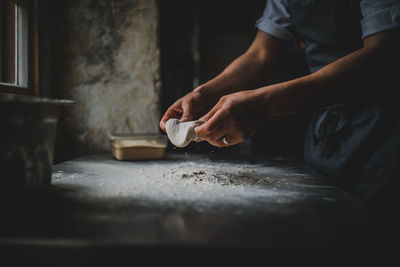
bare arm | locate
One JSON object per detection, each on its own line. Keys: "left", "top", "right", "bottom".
{"left": 194, "top": 30, "right": 290, "bottom": 99}
{"left": 160, "top": 30, "right": 290, "bottom": 131}
{"left": 195, "top": 28, "right": 400, "bottom": 147}
{"left": 258, "top": 28, "right": 400, "bottom": 118}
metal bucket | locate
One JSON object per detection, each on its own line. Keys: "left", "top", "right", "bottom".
{"left": 0, "top": 94, "right": 74, "bottom": 193}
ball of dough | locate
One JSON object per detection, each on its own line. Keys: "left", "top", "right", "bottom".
{"left": 166, "top": 119, "right": 202, "bottom": 148}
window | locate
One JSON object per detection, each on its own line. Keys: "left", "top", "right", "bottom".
{"left": 0, "top": 0, "right": 15, "bottom": 84}
{"left": 0, "top": 0, "right": 38, "bottom": 95}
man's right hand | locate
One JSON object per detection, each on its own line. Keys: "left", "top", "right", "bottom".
{"left": 159, "top": 89, "right": 217, "bottom": 132}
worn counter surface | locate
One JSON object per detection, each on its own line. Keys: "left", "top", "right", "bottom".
{"left": 1, "top": 152, "right": 380, "bottom": 265}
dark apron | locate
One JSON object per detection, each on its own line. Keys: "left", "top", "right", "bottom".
{"left": 304, "top": 102, "right": 400, "bottom": 198}
{"left": 286, "top": 0, "right": 400, "bottom": 200}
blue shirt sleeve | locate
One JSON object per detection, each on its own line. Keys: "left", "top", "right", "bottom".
{"left": 360, "top": 0, "right": 400, "bottom": 39}
{"left": 255, "top": 0, "right": 296, "bottom": 43}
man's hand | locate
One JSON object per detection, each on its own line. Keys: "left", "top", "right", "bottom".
{"left": 159, "top": 89, "right": 217, "bottom": 132}
{"left": 194, "top": 90, "right": 269, "bottom": 147}
{"left": 159, "top": 31, "right": 288, "bottom": 133}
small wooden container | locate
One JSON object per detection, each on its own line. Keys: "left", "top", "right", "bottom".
{"left": 109, "top": 134, "right": 168, "bottom": 160}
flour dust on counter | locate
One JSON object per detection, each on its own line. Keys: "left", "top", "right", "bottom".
{"left": 52, "top": 153, "right": 337, "bottom": 212}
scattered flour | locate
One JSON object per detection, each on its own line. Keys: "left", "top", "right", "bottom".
{"left": 52, "top": 154, "right": 310, "bottom": 209}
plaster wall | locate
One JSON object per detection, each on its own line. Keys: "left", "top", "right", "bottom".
{"left": 53, "top": 0, "right": 160, "bottom": 158}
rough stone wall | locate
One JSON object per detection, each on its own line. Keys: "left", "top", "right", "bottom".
{"left": 52, "top": 0, "right": 161, "bottom": 160}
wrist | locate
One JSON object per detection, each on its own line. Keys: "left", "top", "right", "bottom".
{"left": 193, "top": 84, "right": 220, "bottom": 100}
{"left": 257, "top": 84, "right": 292, "bottom": 119}
{"left": 193, "top": 84, "right": 207, "bottom": 95}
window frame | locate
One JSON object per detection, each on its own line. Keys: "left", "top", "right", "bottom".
{"left": 0, "top": 0, "right": 39, "bottom": 96}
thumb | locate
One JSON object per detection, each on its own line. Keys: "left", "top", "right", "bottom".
{"left": 198, "top": 106, "right": 217, "bottom": 122}
{"left": 194, "top": 107, "right": 219, "bottom": 137}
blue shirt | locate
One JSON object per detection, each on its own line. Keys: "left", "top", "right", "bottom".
{"left": 255, "top": 0, "right": 400, "bottom": 72}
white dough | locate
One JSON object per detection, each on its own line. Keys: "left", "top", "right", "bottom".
{"left": 166, "top": 119, "right": 203, "bottom": 147}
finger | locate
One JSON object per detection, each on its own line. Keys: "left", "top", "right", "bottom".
{"left": 217, "top": 135, "right": 234, "bottom": 147}
{"left": 198, "top": 103, "right": 220, "bottom": 122}
{"left": 202, "top": 134, "right": 240, "bottom": 148}
{"left": 160, "top": 107, "right": 182, "bottom": 132}
{"left": 195, "top": 110, "right": 230, "bottom": 146}
{"left": 201, "top": 128, "right": 230, "bottom": 147}
{"left": 160, "top": 119, "right": 167, "bottom": 132}
{"left": 194, "top": 109, "right": 223, "bottom": 138}
{"left": 196, "top": 119, "right": 242, "bottom": 147}
{"left": 222, "top": 132, "right": 248, "bottom": 147}
{"left": 217, "top": 135, "right": 231, "bottom": 147}
{"left": 203, "top": 135, "right": 228, "bottom": 148}
{"left": 198, "top": 96, "right": 227, "bottom": 122}
{"left": 193, "top": 136, "right": 204, "bottom": 143}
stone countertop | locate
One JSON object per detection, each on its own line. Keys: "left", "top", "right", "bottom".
{"left": 0, "top": 152, "right": 373, "bottom": 264}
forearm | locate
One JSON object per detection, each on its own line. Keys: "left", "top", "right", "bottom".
{"left": 258, "top": 30, "right": 400, "bottom": 118}
{"left": 194, "top": 31, "right": 288, "bottom": 100}
{"left": 194, "top": 52, "right": 273, "bottom": 98}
